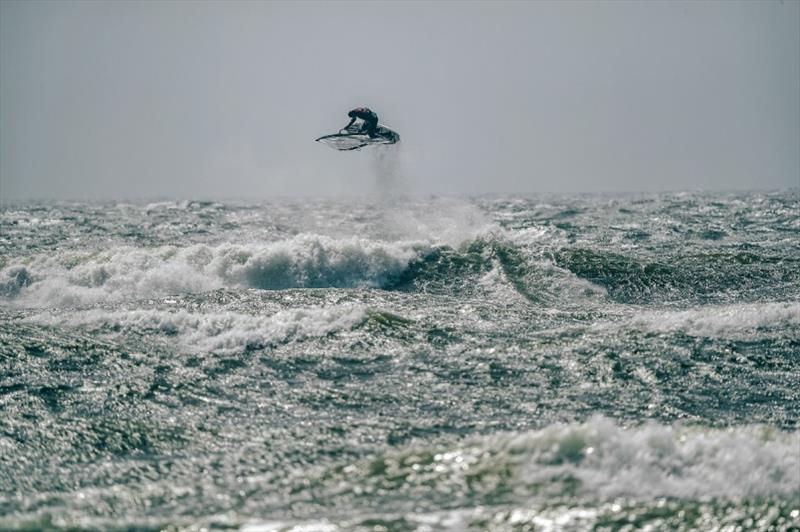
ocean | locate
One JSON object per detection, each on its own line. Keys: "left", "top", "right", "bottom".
{"left": 1, "top": 191, "right": 798, "bottom": 531}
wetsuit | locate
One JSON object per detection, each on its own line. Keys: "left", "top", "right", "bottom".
{"left": 345, "top": 107, "right": 379, "bottom": 137}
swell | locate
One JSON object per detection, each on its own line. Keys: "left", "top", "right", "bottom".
{"left": 381, "top": 239, "right": 800, "bottom": 305}
{"left": 549, "top": 248, "right": 800, "bottom": 304}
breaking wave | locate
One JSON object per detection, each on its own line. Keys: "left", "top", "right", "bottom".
{"left": 0, "top": 235, "right": 425, "bottom": 308}
{"left": 623, "top": 301, "right": 800, "bottom": 339}
{"left": 322, "top": 416, "right": 799, "bottom": 504}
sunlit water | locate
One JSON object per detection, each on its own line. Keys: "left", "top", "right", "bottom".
{"left": 1, "top": 192, "right": 798, "bottom": 531}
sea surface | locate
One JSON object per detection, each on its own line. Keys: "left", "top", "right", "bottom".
{"left": 1, "top": 191, "right": 798, "bottom": 531}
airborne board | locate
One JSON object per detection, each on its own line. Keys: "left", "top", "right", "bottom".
{"left": 316, "top": 124, "right": 400, "bottom": 152}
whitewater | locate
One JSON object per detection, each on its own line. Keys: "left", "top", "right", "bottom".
{"left": 1, "top": 192, "right": 798, "bottom": 531}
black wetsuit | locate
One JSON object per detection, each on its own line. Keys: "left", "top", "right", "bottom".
{"left": 346, "top": 107, "right": 379, "bottom": 137}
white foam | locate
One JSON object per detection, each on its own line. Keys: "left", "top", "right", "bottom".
{"left": 624, "top": 302, "right": 800, "bottom": 338}
{"left": 0, "top": 235, "right": 424, "bottom": 308}
{"left": 27, "top": 304, "right": 369, "bottom": 354}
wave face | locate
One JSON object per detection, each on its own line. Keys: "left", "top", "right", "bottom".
{"left": 1, "top": 192, "right": 799, "bottom": 530}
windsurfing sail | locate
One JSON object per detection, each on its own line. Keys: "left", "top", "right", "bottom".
{"left": 316, "top": 120, "right": 400, "bottom": 151}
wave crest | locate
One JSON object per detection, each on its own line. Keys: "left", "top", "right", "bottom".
{"left": 28, "top": 303, "right": 369, "bottom": 354}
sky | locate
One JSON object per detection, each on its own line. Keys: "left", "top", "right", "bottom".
{"left": 1, "top": 0, "right": 798, "bottom": 200}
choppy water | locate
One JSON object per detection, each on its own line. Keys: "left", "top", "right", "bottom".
{"left": 1, "top": 192, "right": 798, "bottom": 531}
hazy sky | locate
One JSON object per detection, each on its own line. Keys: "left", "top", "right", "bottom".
{"left": 1, "top": 0, "right": 798, "bottom": 199}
